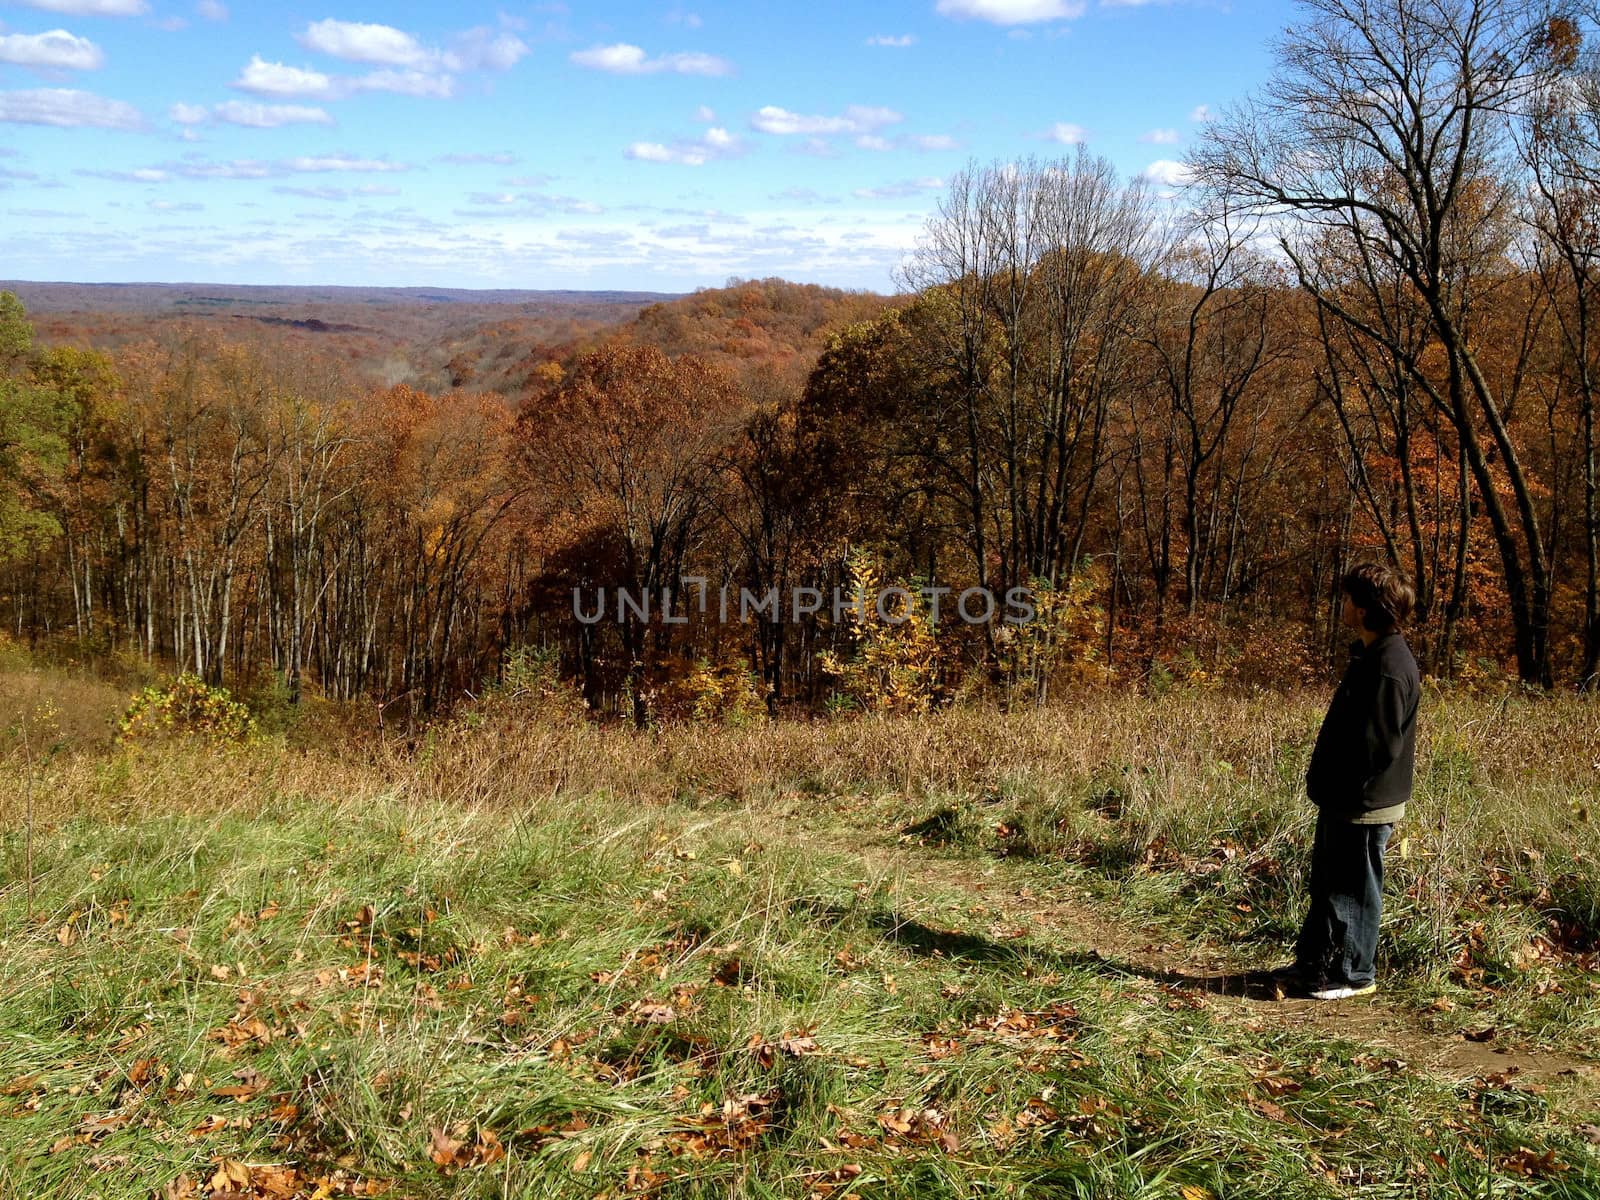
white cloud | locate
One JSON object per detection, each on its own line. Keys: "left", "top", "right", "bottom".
{"left": 935, "top": 0, "right": 1084, "bottom": 23}
{"left": 233, "top": 26, "right": 523, "bottom": 106}
{"left": 196, "top": 0, "right": 227, "bottom": 19}
{"left": 233, "top": 55, "right": 336, "bottom": 99}
{"left": 292, "top": 20, "right": 526, "bottom": 78}
{"left": 1045, "top": 122, "right": 1086, "bottom": 144}
{"left": 172, "top": 158, "right": 274, "bottom": 179}
{"left": 754, "top": 107, "right": 850, "bottom": 135}
{"left": 751, "top": 104, "right": 901, "bottom": 136}
{"left": 298, "top": 19, "right": 430, "bottom": 66}
{"left": 853, "top": 176, "right": 943, "bottom": 199}
{"left": 570, "top": 43, "right": 732, "bottom": 76}
{"left": 78, "top": 166, "right": 169, "bottom": 181}
{"left": 1143, "top": 159, "right": 1193, "bottom": 187}
{"left": 355, "top": 69, "right": 454, "bottom": 98}
{"left": 274, "top": 183, "right": 401, "bottom": 200}
{"left": 1139, "top": 128, "right": 1180, "bottom": 144}
{"left": 437, "top": 151, "right": 518, "bottom": 165}
{"left": 0, "top": 87, "right": 142, "bottom": 129}
{"left": 283, "top": 155, "right": 411, "bottom": 173}
{"left": 211, "top": 100, "right": 333, "bottom": 127}
{"left": 158, "top": 155, "right": 410, "bottom": 181}
{"left": 274, "top": 185, "right": 348, "bottom": 201}
{"left": 866, "top": 34, "right": 915, "bottom": 46}
{"left": 148, "top": 199, "right": 202, "bottom": 212}
{"left": 456, "top": 189, "right": 601, "bottom": 216}
{"left": 11, "top": 0, "right": 148, "bottom": 14}
{"left": 694, "top": 104, "right": 716, "bottom": 122}
{"left": 1189, "top": 104, "right": 1211, "bottom": 122}
{"left": 442, "top": 27, "right": 528, "bottom": 71}
{"left": 168, "top": 102, "right": 208, "bottom": 124}
{"left": 571, "top": 43, "right": 645, "bottom": 71}
{"left": 846, "top": 131, "right": 960, "bottom": 153}
{"left": 625, "top": 126, "right": 743, "bottom": 166}
{"left": 769, "top": 186, "right": 830, "bottom": 204}
{"left": 0, "top": 30, "right": 105, "bottom": 71}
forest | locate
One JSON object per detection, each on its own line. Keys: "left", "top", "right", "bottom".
{"left": 3, "top": 2, "right": 1599, "bottom": 724}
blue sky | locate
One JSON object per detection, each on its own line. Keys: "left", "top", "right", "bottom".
{"left": 0, "top": 0, "right": 1283, "bottom": 291}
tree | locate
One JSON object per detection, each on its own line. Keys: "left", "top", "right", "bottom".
{"left": 1194, "top": 0, "right": 1573, "bottom": 685}
{"left": 516, "top": 344, "right": 744, "bottom": 725}
{"left": 1524, "top": 8, "right": 1600, "bottom": 686}
{"left": 902, "top": 152, "right": 1159, "bottom": 663}
{"left": 1130, "top": 211, "right": 1286, "bottom": 624}
{"left": 0, "top": 294, "right": 68, "bottom": 567}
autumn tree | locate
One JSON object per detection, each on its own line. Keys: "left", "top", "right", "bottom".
{"left": 900, "top": 152, "right": 1159, "bottom": 664}
{"left": 1128, "top": 211, "right": 1288, "bottom": 626}
{"left": 0, "top": 294, "right": 69, "bottom": 570}
{"left": 1524, "top": 8, "right": 1600, "bottom": 686}
{"left": 517, "top": 344, "right": 744, "bottom": 724}
{"left": 1193, "top": 0, "right": 1574, "bottom": 685}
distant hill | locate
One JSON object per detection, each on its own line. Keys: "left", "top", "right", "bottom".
{"left": 0, "top": 281, "right": 679, "bottom": 313}
{"left": 504, "top": 278, "right": 899, "bottom": 398}
{"left": 0, "top": 280, "right": 681, "bottom": 395}
{"left": 0, "top": 278, "right": 894, "bottom": 401}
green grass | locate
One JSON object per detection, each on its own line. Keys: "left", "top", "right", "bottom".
{"left": 3, "top": 770, "right": 1598, "bottom": 1198}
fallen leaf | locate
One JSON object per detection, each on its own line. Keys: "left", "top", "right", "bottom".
{"left": 429, "top": 1127, "right": 463, "bottom": 1168}
{"left": 630, "top": 1001, "right": 675, "bottom": 1025}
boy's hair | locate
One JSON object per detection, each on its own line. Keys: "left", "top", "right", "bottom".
{"left": 1341, "top": 562, "right": 1416, "bottom": 632}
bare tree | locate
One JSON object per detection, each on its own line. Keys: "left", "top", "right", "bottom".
{"left": 1523, "top": 7, "right": 1600, "bottom": 685}
{"left": 1131, "top": 208, "right": 1286, "bottom": 623}
{"left": 1193, "top": 0, "right": 1570, "bottom": 684}
{"left": 903, "top": 151, "right": 1158, "bottom": 637}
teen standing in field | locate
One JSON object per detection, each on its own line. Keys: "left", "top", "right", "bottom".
{"left": 1278, "top": 563, "right": 1420, "bottom": 1000}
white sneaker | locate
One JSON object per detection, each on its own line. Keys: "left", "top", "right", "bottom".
{"left": 1309, "top": 981, "right": 1378, "bottom": 1000}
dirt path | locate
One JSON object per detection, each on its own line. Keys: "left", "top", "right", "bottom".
{"left": 818, "top": 834, "right": 1600, "bottom": 1112}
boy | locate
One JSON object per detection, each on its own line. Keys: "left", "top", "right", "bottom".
{"left": 1277, "top": 562, "right": 1420, "bottom": 1000}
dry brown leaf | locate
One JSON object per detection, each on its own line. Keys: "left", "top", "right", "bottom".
{"left": 428, "top": 1126, "right": 463, "bottom": 1167}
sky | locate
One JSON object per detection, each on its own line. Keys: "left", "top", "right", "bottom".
{"left": 0, "top": 0, "right": 1286, "bottom": 292}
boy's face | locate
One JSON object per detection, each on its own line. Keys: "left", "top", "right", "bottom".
{"left": 1340, "top": 593, "right": 1364, "bottom": 630}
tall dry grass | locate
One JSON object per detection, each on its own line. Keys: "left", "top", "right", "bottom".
{"left": 6, "top": 674, "right": 1595, "bottom": 945}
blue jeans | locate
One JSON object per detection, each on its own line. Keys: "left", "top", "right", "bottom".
{"left": 1293, "top": 810, "right": 1392, "bottom": 987}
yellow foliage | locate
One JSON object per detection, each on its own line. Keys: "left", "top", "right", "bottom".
{"left": 818, "top": 550, "right": 944, "bottom": 714}
{"left": 682, "top": 657, "right": 769, "bottom": 725}
{"left": 997, "top": 565, "right": 1107, "bottom": 696}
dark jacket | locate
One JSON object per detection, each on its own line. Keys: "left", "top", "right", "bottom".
{"left": 1305, "top": 631, "right": 1420, "bottom": 820}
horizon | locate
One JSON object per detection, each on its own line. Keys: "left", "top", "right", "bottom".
{"left": 0, "top": 0, "right": 1282, "bottom": 292}
{"left": 0, "top": 277, "right": 697, "bottom": 295}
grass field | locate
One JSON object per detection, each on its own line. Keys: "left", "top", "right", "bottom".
{"left": 2, "top": 667, "right": 1598, "bottom": 1198}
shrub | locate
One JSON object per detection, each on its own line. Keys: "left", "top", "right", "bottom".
{"left": 117, "top": 674, "right": 256, "bottom": 746}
